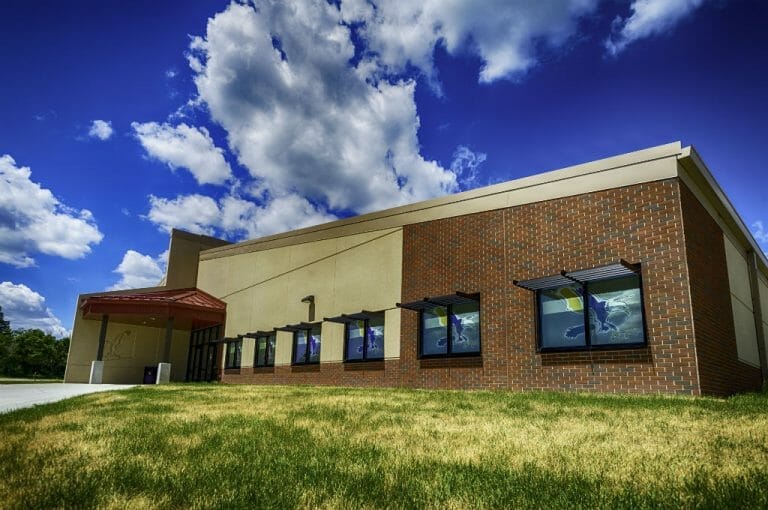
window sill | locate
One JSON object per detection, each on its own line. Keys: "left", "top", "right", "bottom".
{"left": 252, "top": 366, "right": 275, "bottom": 374}
{"left": 540, "top": 346, "right": 651, "bottom": 365}
{"left": 224, "top": 368, "right": 241, "bottom": 375}
{"left": 344, "top": 360, "right": 385, "bottom": 371}
{"left": 291, "top": 364, "right": 320, "bottom": 373}
{"left": 420, "top": 356, "right": 482, "bottom": 369}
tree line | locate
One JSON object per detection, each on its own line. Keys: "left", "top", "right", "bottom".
{"left": 0, "top": 308, "right": 69, "bottom": 379}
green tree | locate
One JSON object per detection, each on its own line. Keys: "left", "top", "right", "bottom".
{"left": 0, "top": 329, "right": 70, "bottom": 379}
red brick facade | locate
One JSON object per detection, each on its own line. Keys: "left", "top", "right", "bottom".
{"left": 221, "top": 178, "right": 761, "bottom": 395}
{"left": 679, "top": 183, "right": 762, "bottom": 395}
{"left": 398, "top": 178, "right": 698, "bottom": 394}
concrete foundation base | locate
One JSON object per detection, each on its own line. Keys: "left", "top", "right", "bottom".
{"left": 156, "top": 363, "right": 171, "bottom": 384}
{"left": 89, "top": 361, "right": 104, "bottom": 384}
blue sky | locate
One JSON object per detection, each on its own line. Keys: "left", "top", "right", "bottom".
{"left": 0, "top": 0, "right": 766, "bottom": 337}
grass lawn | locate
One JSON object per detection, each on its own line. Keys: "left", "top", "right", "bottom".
{"left": 1, "top": 385, "right": 767, "bottom": 509}
{"left": 0, "top": 377, "right": 63, "bottom": 384}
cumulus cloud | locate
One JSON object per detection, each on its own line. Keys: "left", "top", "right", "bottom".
{"left": 0, "top": 155, "right": 103, "bottom": 268}
{"left": 605, "top": 0, "right": 704, "bottom": 55}
{"left": 132, "top": 122, "right": 233, "bottom": 186}
{"left": 342, "top": 0, "right": 599, "bottom": 85}
{"left": 752, "top": 221, "right": 768, "bottom": 245}
{"left": 88, "top": 120, "right": 114, "bottom": 140}
{"left": 108, "top": 250, "right": 167, "bottom": 291}
{"left": 187, "top": 1, "right": 459, "bottom": 214}
{"left": 450, "top": 146, "right": 487, "bottom": 189}
{"left": 0, "top": 281, "right": 68, "bottom": 337}
{"left": 146, "top": 192, "right": 336, "bottom": 239}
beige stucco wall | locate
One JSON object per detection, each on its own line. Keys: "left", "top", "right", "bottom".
{"left": 163, "top": 230, "right": 230, "bottom": 289}
{"left": 758, "top": 274, "right": 768, "bottom": 362}
{"left": 723, "top": 234, "right": 760, "bottom": 367}
{"left": 198, "top": 228, "right": 403, "bottom": 366}
{"left": 64, "top": 310, "right": 190, "bottom": 383}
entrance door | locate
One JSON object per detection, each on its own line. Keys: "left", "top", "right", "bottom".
{"left": 186, "top": 324, "right": 222, "bottom": 382}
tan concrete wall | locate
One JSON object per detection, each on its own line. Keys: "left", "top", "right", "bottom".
{"left": 275, "top": 331, "right": 293, "bottom": 365}
{"left": 723, "top": 234, "right": 761, "bottom": 367}
{"left": 198, "top": 228, "right": 403, "bottom": 366}
{"left": 759, "top": 274, "right": 768, "bottom": 363}
{"left": 164, "top": 230, "right": 230, "bottom": 289}
{"left": 241, "top": 337, "right": 255, "bottom": 368}
{"left": 64, "top": 310, "right": 191, "bottom": 383}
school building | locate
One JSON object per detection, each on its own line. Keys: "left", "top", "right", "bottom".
{"left": 64, "top": 142, "right": 768, "bottom": 396}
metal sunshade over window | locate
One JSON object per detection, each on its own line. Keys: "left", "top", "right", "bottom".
{"left": 514, "top": 261, "right": 647, "bottom": 352}
{"left": 325, "top": 311, "right": 386, "bottom": 362}
{"left": 397, "top": 292, "right": 481, "bottom": 358}
{"left": 278, "top": 322, "right": 321, "bottom": 365}
{"left": 513, "top": 260, "right": 641, "bottom": 291}
{"left": 244, "top": 330, "right": 276, "bottom": 368}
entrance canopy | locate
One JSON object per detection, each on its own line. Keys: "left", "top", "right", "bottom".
{"left": 80, "top": 287, "right": 226, "bottom": 329}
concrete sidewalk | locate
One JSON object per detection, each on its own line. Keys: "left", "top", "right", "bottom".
{"left": 0, "top": 383, "right": 137, "bottom": 414}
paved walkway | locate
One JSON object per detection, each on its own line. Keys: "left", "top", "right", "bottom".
{"left": 0, "top": 383, "right": 137, "bottom": 414}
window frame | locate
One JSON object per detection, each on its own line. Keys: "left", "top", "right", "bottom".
{"left": 343, "top": 314, "right": 385, "bottom": 363}
{"left": 291, "top": 323, "right": 321, "bottom": 366}
{"left": 418, "top": 301, "right": 481, "bottom": 359}
{"left": 224, "top": 337, "right": 242, "bottom": 369}
{"left": 253, "top": 333, "right": 276, "bottom": 368}
{"left": 536, "top": 273, "right": 648, "bottom": 353}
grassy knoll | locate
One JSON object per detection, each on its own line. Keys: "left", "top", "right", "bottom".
{"left": 1, "top": 385, "right": 767, "bottom": 509}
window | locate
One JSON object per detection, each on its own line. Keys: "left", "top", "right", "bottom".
{"left": 254, "top": 333, "right": 276, "bottom": 367}
{"left": 420, "top": 300, "right": 481, "bottom": 358}
{"left": 345, "top": 314, "right": 385, "bottom": 362}
{"left": 224, "top": 338, "right": 242, "bottom": 369}
{"left": 537, "top": 274, "right": 646, "bottom": 351}
{"left": 292, "top": 324, "right": 321, "bottom": 365}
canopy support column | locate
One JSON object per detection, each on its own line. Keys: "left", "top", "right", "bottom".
{"left": 89, "top": 314, "right": 109, "bottom": 384}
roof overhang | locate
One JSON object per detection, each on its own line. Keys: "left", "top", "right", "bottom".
{"left": 80, "top": 287, "right": 226, "bottom": 329}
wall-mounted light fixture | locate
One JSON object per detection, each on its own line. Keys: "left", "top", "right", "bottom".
{"left": 301, "top": 295, "right": 315, "bottom": 321}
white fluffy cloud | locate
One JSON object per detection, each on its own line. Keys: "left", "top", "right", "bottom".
{"left": 88, "top": 120, "right": 114, "bottom": 141}
{"left": 605, "top": 0, "right": 704, "bottom": 55}
{"left": 108, "top": 250, "right": 167, "bottom": 291}
{"left": 752, "top": 221, "right": 768, "bottom": 245}
{"left": 188, "top": 1, "right": 460, "bottom": 214}
{"left": 0, "top": 155, "right": 103, "bottom": 268}
{"left": 146, "top": 192, "right": 336, "bottom": 239}
{"left": 450, "top": 146, "right": 487, "bottom": 189}
{"left": 132, "top": 122, "right": 233, "bottom": 186}
{"left": 0, "top": 281, "right": 68, "bottom": 337}
{"left": 342, "top": 0, "right": 599, "bottom": 84}
{"left": 138, "top": 0, "right": 703, "bottom": 243}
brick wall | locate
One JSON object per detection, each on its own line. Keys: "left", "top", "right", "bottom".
{"left": 679, "top": 183, "right": 762, "bottom": 395}
{"left": 400, "top": 179, "right": 699, "bottom": 394}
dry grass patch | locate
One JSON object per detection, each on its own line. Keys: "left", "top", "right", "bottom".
{"left": 1, "top": 384, "right": 767, "bottom": 509}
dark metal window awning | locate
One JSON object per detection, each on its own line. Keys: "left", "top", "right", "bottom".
{"left": 243, "top": 330, "right": 275, "bottom": 338}
{"left": 513, "top": 260, "right": 641, "bottom": 291}
{"left": 396, "top": 291, "right": 480, "bottom": 312}
{"left": 275, "top": 322, "right": 316, "bottom": 332}
{"left": 324, "top": 310, "right": 383, "bottom": 324}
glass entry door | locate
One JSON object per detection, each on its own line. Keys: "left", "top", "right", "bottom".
{"left": 186, "top": 325, "right": 222, "bottom": 382}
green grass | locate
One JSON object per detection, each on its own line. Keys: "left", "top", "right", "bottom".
{"left": 1, "top": 385, "right": 767, "bottom": 509}
{"left": 0, "top": 377, "right": 63, "bottom": 384}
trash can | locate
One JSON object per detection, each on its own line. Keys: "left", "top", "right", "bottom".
{"left": 143, "top": 365, "right": 157, "bottom": 384}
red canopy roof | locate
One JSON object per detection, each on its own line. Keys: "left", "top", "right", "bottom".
{"left": 80, "top": 288, "right": 226, "bottom": 328}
